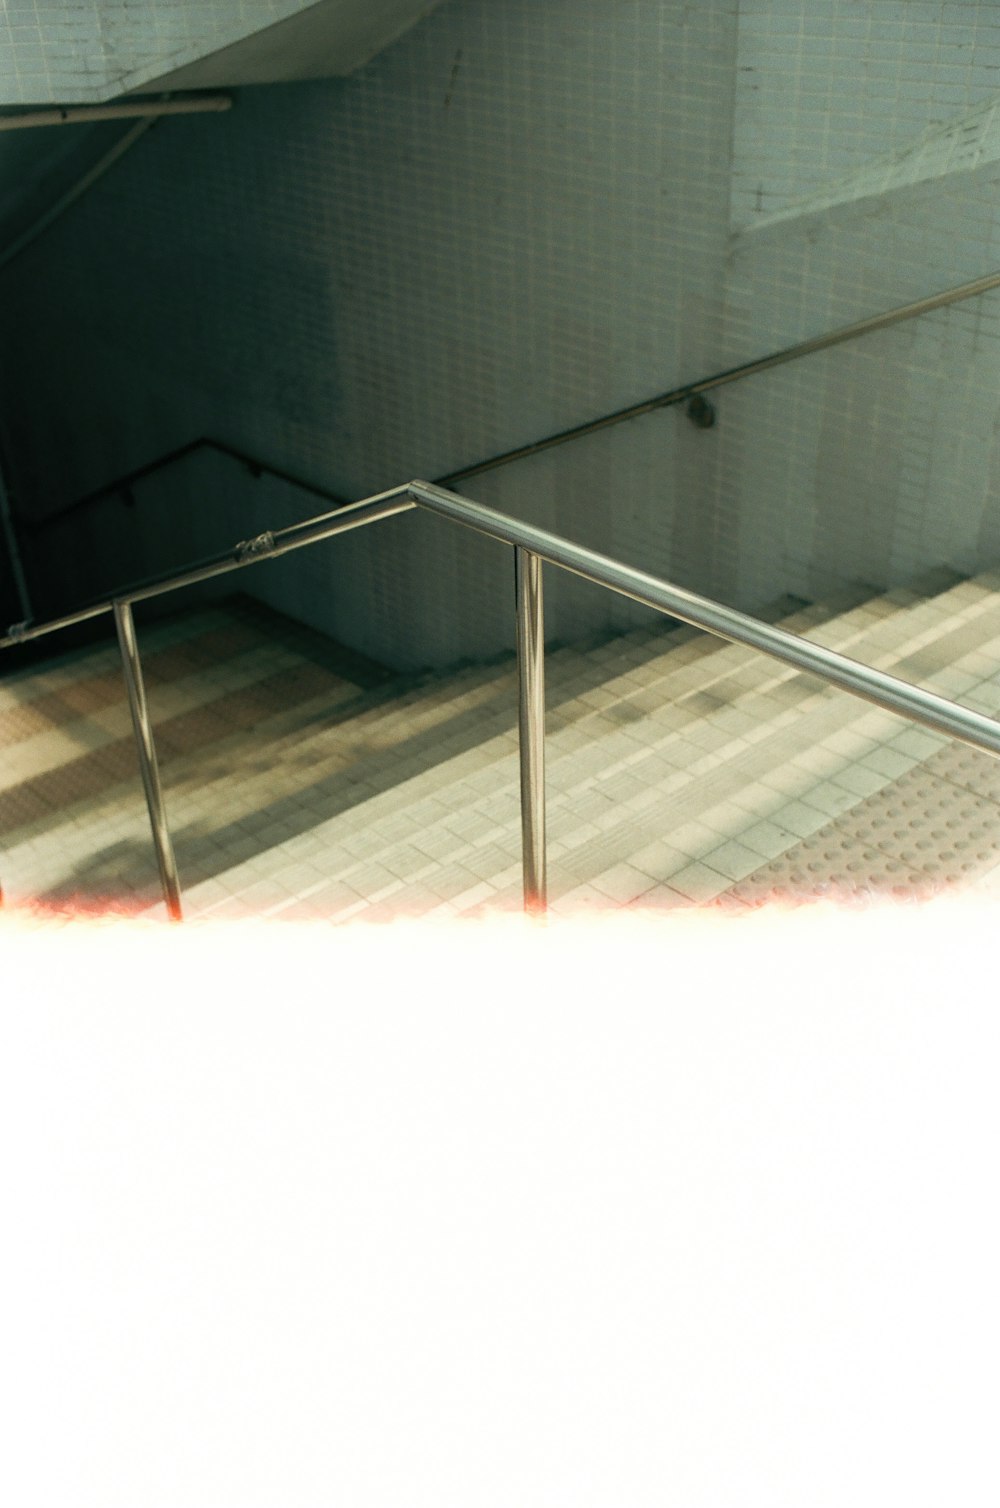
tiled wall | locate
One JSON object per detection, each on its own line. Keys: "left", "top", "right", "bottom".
{"left": 725, "top": 0, "right": 1000, "bottom": 609}
{"left": 0, "top": 0, "right": 740, "bottom": 667}
{"left": 0, "top": 0, "right": 306, "bottom": 104}
{"left": 4, "top": 0, "right": 1000, "bottom": 671}
{"left": 731, "top": 0, "right": 1000, "bottom": 227}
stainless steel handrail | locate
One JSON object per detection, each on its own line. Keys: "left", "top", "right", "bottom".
{"left": 113, "top": 601, "right": 182, "bottom": 921}
{"left": 407, "top": 482, "right": 1000, "bottom": 755}
{"left": 442, "top": 268, "right": 1000, "bottom": 483}
{"left": 27, "top": 268, "right": 1000, "bottom": 539}
{"left": 5, "top": 476, "right": 1000, "bottom": 919}
{"left": 0, "top": 485, "right": 416, "bottom": 648}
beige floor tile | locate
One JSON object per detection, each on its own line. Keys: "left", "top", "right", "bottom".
{"left": 887, "top": 726, "right": 948, "bottom": 759}
{"left": 829, "top": 765, "right": 890, "bottom": 799}
{"left": 701, "top": 839, "right": 766, "bottom": 882}
{"left": 859, "top": 747, "right": 919, "bottom": 779}
{"left": 666, "top": 862, "right": 732, "bottom": 902}
{"left": 768, "top": 799, "right": 831, "bottom": 839}
{"left": 14, "top": 577, "right": 1000, "bottom": 922}
{"left": 799, "top": 781, "right": 862, "bottom": 819}
{"left": 629, "top": 837, "right": 688, "bottom": 879}
{"left": 667, "top": 818, "right": 726, "bottom": 858}
{"left": 550, "top": 882, "right": 623, "bottom": 916}
{"left": 589, "top": 863, "right": 658, "bottom": 904}
{"left": 739, "top": 820, "right": 808, "bottom": 856}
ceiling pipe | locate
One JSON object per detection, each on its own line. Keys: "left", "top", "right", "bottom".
{"left": 0, "top": 95, "right": 232, "bottom": 130}
{"left": 0, "top": 115, "right": 156, "bottom": 270}
{"left": 0, "top": 92, "right": 233, "bottom": 271}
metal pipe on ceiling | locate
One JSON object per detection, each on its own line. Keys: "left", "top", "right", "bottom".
{"left": 0, "top": 115, "right": 157, "bottom": 271}
{"left": 0, "top": 93, "right": 233, "bottom": 272}
{"left": 0, "top": 96, "right": 232, "bottom": 130}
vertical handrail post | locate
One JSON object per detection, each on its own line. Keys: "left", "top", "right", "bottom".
{"left": 515, "top": 546, "right": 547, "bottom": 916}
{"left": 113, "top": 599, "right": 183, "bottom": 921}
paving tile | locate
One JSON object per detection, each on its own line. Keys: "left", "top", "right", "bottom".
{"left": 381, "top": 843, "right": 439, "bottom": 882}
{"left": 756, "top": 763, "right": 817, "bottom": 796}
{"left": 768, "top": 799, "right": 832, "bottom": 839}
{"left": 550, "top": 882, "right": 622, "bottom": 916}
{"left": 629, "top": 838, "right": 689, "bottom": 881}
{"left": 927, "top": 742, "right": 1000, "bottom": 805}
{"left": 888, "top": 726, "right": 949, "bottom": 759}
{"left": 701, "top": 839, "right": 766, "bottom": 882}
{"left": 799, "top": 780, "right": 865, "bottom": 819}
{"left": 666, "top": 862, "right": 733, "bottom": 903}
{"left": 402, "top": 860, "right": 477, "bottom": 902}
{"left": 666, "top": 817, "right": 731, "bottom": 858}
{"left": 697, "top": 799, "right": 757, "bottom": 838}
{"left": 962, "top": 682, "right": 1000, "bottom": 715}
{"left": 622, "top": 882, "right": 691, "bottom": 911}
{"left": 829, "top": 764, "right": 891, "bottom": 799}
{"left": 410, "top": 826, "right": 466, "bottom": 862}
{"left": 14, "top": 577, "right": 1000, "bottom": 922}
{"left": 448, "top": 880, "right": 499, "bottom": 913}
{"left": 588, "top": 863, "right": 658, "bottom": 904}
{"left": 734, "top": 818, "right": 803, "bottom": 859}
{"left": 339, "top": 860, "right": 400, "bottom": 898}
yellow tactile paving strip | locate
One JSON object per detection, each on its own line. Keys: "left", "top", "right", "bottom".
{"left": 722, "top": 742, "right": 1000, "bottom": 907}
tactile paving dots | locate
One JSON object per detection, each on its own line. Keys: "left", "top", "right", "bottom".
{"left": 724, "top": 758, "right": 1000, "bottom": 903}
{"left": 923, "top": 741, "right": 1000, "bottom": 806}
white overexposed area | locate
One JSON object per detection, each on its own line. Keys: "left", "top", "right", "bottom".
{"left": 2, "top": 901, "right": 999, "bottom": 1507}
{"left": 2, "top": 6, "right": 1000, "bottom": 1504}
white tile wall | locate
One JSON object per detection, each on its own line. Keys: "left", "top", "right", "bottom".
{"left": 722, "top": 130, "right": 1000, "bottom": 608}
{"left": 732, "top": 0, "right": 1000, "bottom": 229}
{"left": 3, "top": 1, "right": 1000, "bottom": 676}
{"left": 750, "top": 92, "right": 1000, "bottom": 230}
{"left": 0, "top": 0, "right": 740, "bottom": 666}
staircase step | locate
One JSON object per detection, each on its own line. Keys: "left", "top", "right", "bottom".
{"left": 544, "top": 577, "right": 1000, "bottom": 909}
{"left": 181, "top": 571, "right": 1000, "bottom": 920}
{"left": 719, "top": 732, "right": 1000, "bottom": 906}
{"left": 176, "top": 594, "right": 862, "bottom": 917}
{"left": 7, "top": 568, "right": 1000, "bottom": 921}
{"left": 5, "top": 591, "right": 813, "bottom": 901}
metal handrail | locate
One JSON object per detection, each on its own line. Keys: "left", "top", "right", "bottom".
{"left": 440, "top": 267, "right": 1000, "bottom": 483}
{"left": 0, "top": 96, "right": 232, "bottom": 131}
{"left": 0, "top": 487, "right": 416, "bottom": 648}
{"left": 407, "top": 482, "right": 1000, "bottom": 756}
{"left": 5, "top": 478, "right": 1000, "bottom": 919}
{"left": 22, "top": 266, "right": 1000, "bottom": 541}
{"left": 20, "top": 436, "right": 352, "bottom": 533}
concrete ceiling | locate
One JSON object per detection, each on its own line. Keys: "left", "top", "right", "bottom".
{"left": 127, "top": 0, "right": 446, "bottom": 93}
{"left": 0, "top": 0, "right": 444, "bottom": 259}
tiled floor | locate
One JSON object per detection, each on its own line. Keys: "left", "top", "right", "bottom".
{"left": 4, "top": 573, "right": 1000, "bottom": 921}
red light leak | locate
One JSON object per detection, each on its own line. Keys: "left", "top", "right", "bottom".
{"left": 0, "top": 881, "right": 993, "bottom": 958}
